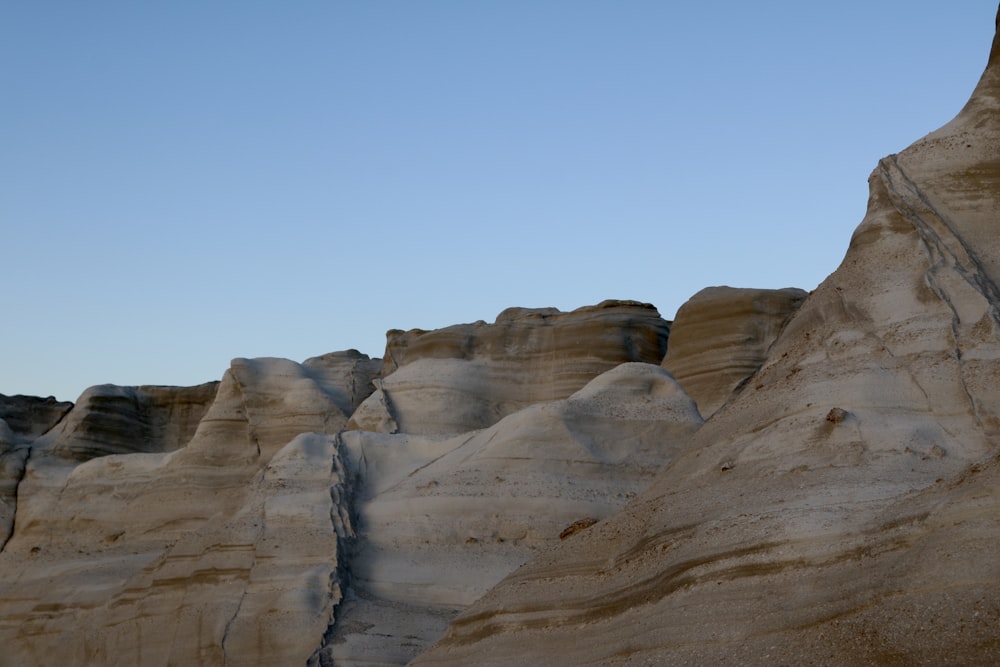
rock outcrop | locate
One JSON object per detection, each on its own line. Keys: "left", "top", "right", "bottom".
{"left": 3, "top": 8, "right": 1000, "bottom": 667}
{"left": 0, "top": 352, "right": 379, "bottom": 666}
{"left": 0, "top": 394, "right": 73, "bottom": 440}
{"left": 349, "top": 300, "right": 670, "bottom": 435}
{"left": 0, "top": 308, "right": 687, "bottom": 666}
{"left": 322, "top": 362, "right": 703, "bottom": 666}
{"left": 42, "top": 382, "right": 220, "bottom": 461}
{"left": 412, "top": 8, "right": 1000, "bottom": 666}
{"left": 0, "top": 394, "right": 73, "bottom": 552}
{"left": 662, "top": 286, "right": 807, "bottom": 417}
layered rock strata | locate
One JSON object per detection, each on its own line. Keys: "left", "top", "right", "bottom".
{"left": 44, "top": 382, "right": 221, "bottom": 461}
{"left": 349, "top": 300, "right": 670, "bottom": 435}
{"left": 0, "top": 395, "right": 74, "bottom": 550}
{"left": 413, "top": 9, "right": 1000, "bottom": 665}
{"left": 0, "top": 394, "right": 73, "bottom": 440}
{"left": 2, "top": 9, "right": 998, "bottom": 667}
{"left": 0, "top": 352, "right": 379, "bottom": 666}
{"left": 320, "top": 363, "right": 703, "bottom": 666}
{"left": 662, "top": 286, "right": 807, "bottom": 417}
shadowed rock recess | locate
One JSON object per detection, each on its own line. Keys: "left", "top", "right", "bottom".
{"left": 4, "top": 8, "right": 1000, "bottom": 667}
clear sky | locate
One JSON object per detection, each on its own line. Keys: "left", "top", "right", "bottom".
{"left": 3, "top": 2, "right": 997, "bottom": 402}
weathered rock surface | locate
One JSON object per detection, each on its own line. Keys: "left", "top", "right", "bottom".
{"left": 412, "top": 9, "right": 1000, "bottom": 666}
{"left": 0, "top": 351, "right": 379, "bottom": 666}
{"left": 349, "top": 300, "right": 670, "bottom": 435}
{"left": 42, "top": 382, "right": 220, "bottom": 461}
{"left": 662, "top": 286, "right": 807, "bottom": 418}
{"left": 0, "top": 394, "right": 73, "bottom": 440}
{"left": 0, "top": 395, "right": 73, "bottom": 552}
{"left": 321, "top": 362, "right": 703, "bottom": 666}
{"left": 4, "top": 10, "right": 1000, "bottom": 667}
{"left": 0, "top": 442, "right": 29, "bottom": 549}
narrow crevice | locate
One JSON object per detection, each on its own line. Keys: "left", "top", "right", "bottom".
{"left": 220, "top": 486, "right": 265, "bottom": 665}
{"left": 308, "top": 432, "right": 358, "bottom": 667}
{"left": 229, "top": 368, "right": 262, "bottom": 459}
{"left": 881, "top": 156, "right": 1000, "bottom": 318}
{"left": 373, "top": 379, "right": 401, "bottom": 434}
{"left": 0, "top": 444, "right": 33, "bottom": 553}
{"left": 220, "top": 584, "right": 249, "bottom": 667}
{"left": 349, "top": 365, "right": 357, "bottom": 416}
{"left": 877, "top": 157, "right": 996, "bottom": 433}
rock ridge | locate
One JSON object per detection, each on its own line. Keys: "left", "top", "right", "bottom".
{"left": 2, "top": 8, "right": 999, "bottom": 667}
{"left": 0, "top": 351, "right": 380, "bottom": 666}
{"left": 411, "top": 8, "right": 1000, "bottom": 664}
{"left": 351, "top": 300, "right": 670, "bottom": 435}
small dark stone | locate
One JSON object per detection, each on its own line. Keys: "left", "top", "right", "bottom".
{"left": 559, "top": 517, "right": 599, "bottom": 540}
{"left": 826, "top": 407, "right": 849, "bottom": 424}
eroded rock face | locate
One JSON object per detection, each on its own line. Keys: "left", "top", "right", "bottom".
{"left": 349, "top": 300, "right": 670, "bottom": 435}
{"left": 321, "top": 363, "right": 703, "bottom": 666}
{"left": 0, "top": 395, "right": 74, "bottom": 551}
{"left": 0, "top": 352, "right": 379, "bottom": 666}
{"left": 412, "top": 9, "right": 1000, "bottom": 666}
{"left": 6, "top": 11, "right": 1000, "bottom": 667}
{"left": 662, "top": 286, "right": 807, "bottom": 417}
{"left": 41, "top": 382, "right": 220, "bottom": 461}
{"left": 0, "top": 443, "right": 29, "bottom": 549}
{"left": 0, "top": 394, "right": 73, "bottom": 440}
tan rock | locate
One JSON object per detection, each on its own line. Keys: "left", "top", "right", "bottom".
{"left": 42, "top": 382, "right": 219, "bottom": 461}
{"left": 413, "top": 8, "right": 1000, "bottom": 666}
{"left": 0, "top": 435, "right": 28, "bottom": 549}
{"left": 0, "top": 352, "right": 378, "bottom": 666}
{"left": 349, "top": 300, "right": 670, "bottom": 435}
{"left": 0, "top": 394, "right": 73, "bottom": 440}
{"left": 322, "top": 363, "right": 702, "bottom": 666}
{"left": 662, "top": 286, "right": 806, "bottom": 417}
{"left": 0, "top": 395, "right": 74, "bottom": 549}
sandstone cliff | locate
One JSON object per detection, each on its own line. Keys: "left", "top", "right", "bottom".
{"left": 349, "top": 300, "right": 670, "bottom": 435}
{"left": 3, "top": 8, "right": 1000, "bottom": 667}
{"left": 0, "top": 394, "right": 74, "bottom": 550}
{"left": 0, "top": 304, "right": 684, "bottom": 666}
{"left": 322, "top": 362, "right": 702, "bottom": 665}
{"left": 0, "top": 352, "right": 378, "bottom": 666}
{"left": 412, "top": 8, "right": 1000, "bottom": 666}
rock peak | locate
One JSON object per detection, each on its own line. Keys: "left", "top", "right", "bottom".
{"left": 948, "top": 3, "right": 1000, "bottom": 125}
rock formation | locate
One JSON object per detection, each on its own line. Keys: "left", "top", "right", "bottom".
{"left": 44, "top": 382, "right": 221, "bottom": 461}
{"left": 0, "top": 394, "right": 73, "bottom": 440}
{"left": 662, "top": 286, "right": 807, "bottom": 417}
{"left": 349, "top": 300, "right": 670, "bottom": 435}
{"left": 0, "top": 394, "right": 74, "bottom": 553}
{"left": 0, "top": 352, "right": 379, "bottom": 666}
{"left": 412, "top": 8, "right": 1000, "bottom": 665}
{"left": 0, "top": 303, "right": 682, "bottom": 666}
{"left": 3, "top": 8, "right": 1000, "bottom": 667}
{"left": 322, "top": 362, "right": 702, "bottom": 665}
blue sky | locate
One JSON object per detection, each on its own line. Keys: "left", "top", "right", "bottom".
{"left": 3, "top": 2, "right": 997, "bottom": 402}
